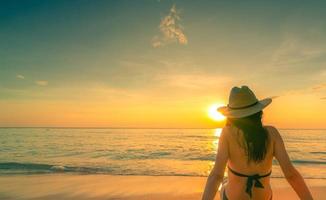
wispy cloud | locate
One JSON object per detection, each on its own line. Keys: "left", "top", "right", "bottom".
{"left": 312, "top": 83, "right": 326, "bottom": 91}
{"left": 272, "top": 35, "right": 324, "bottom": 66}
{"left": 269, "top": 96, "right": 280, "bottom": 99}
{"left": 16, "top": 74, "right": 25, "bottom": 79}
{"left": 152, "top": 4, "right": 188, "bottom": 47}
{"left": 35, "top": 80, "right": 48, "bottom": 86}
{"left": 272, "top": 16, "right": 326, "bottom": 68}
{"left": 280, "top": 82, "right": 326, "bottom": 101}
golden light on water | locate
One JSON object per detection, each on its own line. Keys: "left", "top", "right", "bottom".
{"left": 211, "top": 128, "right": 222, "bottom": 151}
{"left": 214, "top": 128, "right": 222, "bottom": 137}
{"left": 208, "top": 104, "right": 226, "bottom": 121}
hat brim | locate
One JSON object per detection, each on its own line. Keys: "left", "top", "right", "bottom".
{"left": 217, "top": 98, "right": 272, "bottom": 118}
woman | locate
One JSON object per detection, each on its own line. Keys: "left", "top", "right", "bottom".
{"left": 202, "top": 86, "right": 313, "bottom": 200}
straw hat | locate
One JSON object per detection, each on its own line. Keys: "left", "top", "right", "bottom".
{"left": 217, "top": 86, "right": 272, "bottom": 118}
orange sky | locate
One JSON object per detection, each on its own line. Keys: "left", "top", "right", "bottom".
{"left": 0, "top": 84, "right": 325, "bottom": 128}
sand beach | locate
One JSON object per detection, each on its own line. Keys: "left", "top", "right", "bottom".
{"left": 0, "top": 175, "right": 325, "bottom": 200}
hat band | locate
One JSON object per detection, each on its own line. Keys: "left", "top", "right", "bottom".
{"left": 227, "top": 101, "right": 258, "bottom": 110}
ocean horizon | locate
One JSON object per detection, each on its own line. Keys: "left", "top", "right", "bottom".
{"left": 1, "top": 127, "right": 325, "bottom": 129}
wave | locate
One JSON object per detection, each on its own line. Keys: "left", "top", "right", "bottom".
{"left": 2, "top": 158, "right": 324, "bottom": 176}
{"left": 291, "top": 160, "right": 326, "bottom": 165}
{"left": 0, "top": 162, "right": 113, "bottom": 174}
{"left": 273, "top": 159, "right": 326, "bottom": 165}
{"left": 310, "top": 151, "right": 326, "bottom": 155}
{"left": 0, "top": 162, "right": 204, "bottom": 176}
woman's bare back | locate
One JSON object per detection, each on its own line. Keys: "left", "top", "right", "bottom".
{"left": 223, "top": 125, "right": 275, "bottom": 200}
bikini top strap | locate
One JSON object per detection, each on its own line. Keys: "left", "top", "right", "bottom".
{"left": 227, "top": 166, "right": 249, "bottom": 177}
{"left": 227, "top": 165, "right": 272, "bottom": 178}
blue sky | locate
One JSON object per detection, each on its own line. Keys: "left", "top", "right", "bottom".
{"left": 0, "top": 0, "right": 325, "bottom": 127}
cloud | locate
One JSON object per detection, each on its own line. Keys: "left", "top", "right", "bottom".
{"left": 272, "top": 15, "right": 326, "bottom": 68}
{"left": 312, "top": 83, "right": 326, "bottom": 91}
{"left": 279, "top": 83, "right": 326, "bottom": 102}
{"left": 152, "top": 4, "right": 188, "bottom": 47}
{"left": 269, "top": 96, "right": 280, "bottom": 99}
{"left": 35, "top": 80, "right": 48, "bottom": 86}
{"left": 16, "top": 74, "right": 25, "bottom": 79}
{"left": 272, "top": 35, "right": 324, "bottom": 66}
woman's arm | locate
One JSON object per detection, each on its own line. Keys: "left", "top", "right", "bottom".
{"left": 202, "top": 127, "right": 229, "bottom": 200}
{"left": 271, "top": 126, "right": 313, "bottom": 200}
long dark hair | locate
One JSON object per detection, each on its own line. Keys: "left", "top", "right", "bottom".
{"left": 227, "top": 111, "right": 268, "bottom": 163}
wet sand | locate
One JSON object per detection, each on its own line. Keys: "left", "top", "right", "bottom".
{"left": 0, "top": 174, "right": 324, "bottom": 200}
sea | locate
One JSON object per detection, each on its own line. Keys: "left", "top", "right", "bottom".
{"left": 0, "top": 128, "right": 325, "bottom": 179}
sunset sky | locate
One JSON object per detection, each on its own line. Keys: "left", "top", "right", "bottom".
{"left": 0, "top": 0, "right": 325, "bottom": 128}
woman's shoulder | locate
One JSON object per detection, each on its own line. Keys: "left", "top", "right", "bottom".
{"left": 264, "top": 125, "right": 276, "bottom": 133}
{"left": 221, "top": 124, "right": 240, "bottom": 140}
{"left": 263, "top": 125, "right": 282, "bottom": 141}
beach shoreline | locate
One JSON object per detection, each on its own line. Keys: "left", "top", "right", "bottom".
{"left": 0, "top": 174, "right": 324, "bottom": 200}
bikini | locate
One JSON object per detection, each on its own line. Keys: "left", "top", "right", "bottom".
{"left": 223, "top": 166, "right": 272, "bottom": 200}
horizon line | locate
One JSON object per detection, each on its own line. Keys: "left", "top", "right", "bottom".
{"left": 0, "top": 126, "right": 325, "bottom": 130}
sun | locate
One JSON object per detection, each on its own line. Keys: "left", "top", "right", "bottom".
{"left": 208, "top": 103, "right": 226, "bottom": 121}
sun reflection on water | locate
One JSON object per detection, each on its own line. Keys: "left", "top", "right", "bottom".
{"left": 211, "top": 128, "right": 221, "bottom": 151}
{"left": 214, "top": 128, "right": 222, "bottom": 137}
